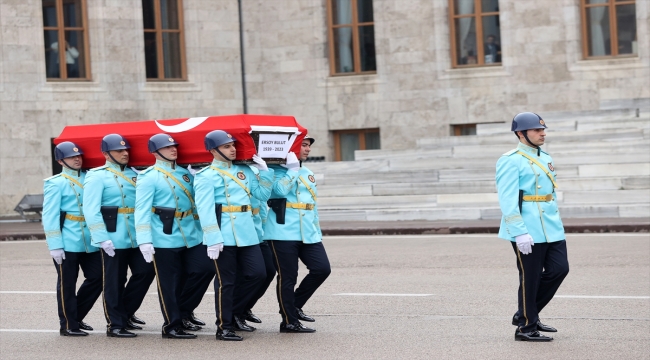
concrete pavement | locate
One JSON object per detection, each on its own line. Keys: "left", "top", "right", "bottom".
{"left": 1, "top": 233, "right": 649, "bottom": 359}
{"left": 1, "top": 217, "right": 649, "bottom": 240}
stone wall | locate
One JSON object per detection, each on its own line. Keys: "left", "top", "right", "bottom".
{"left": 0, "top": 0, "right": 648, "bottom": 214}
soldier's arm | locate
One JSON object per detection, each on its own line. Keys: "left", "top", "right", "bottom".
{"left": 496, "top": 157, "right": 528, "bottom": 237}
{"left": 271, "top": 166, "right": 297, "bottom": 196}
{"left": 43, "top": 180, "right": 64, "bottom": 250}
{"left": 248, "top": 166, "right": 274, "bottom": 202}
{"left": 83, "top": 171, "right": 109, "bottom": 247}
{"left": 194, "top": 171, "right": 224, "bottom": 246}
{"left": 135, "top": 172, "right": 155, "bottom": 246}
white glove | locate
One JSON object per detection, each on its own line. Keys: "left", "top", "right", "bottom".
{"left": 515, "top": 234, "right": 535, "bottom": 255}
{"left": 139, "top": 243, "right": 155, "bottom": 263}
{"left": 282, "top": 152, "right": 300, "bottom": 170}
{"left": 250, "top": 155, "right": 268, "bottom": 171}
{"left": 100, "top": 240, "right": 116, "bottom": 257}
{"left": 131, "top": 167, "right": 141, "bottom": 175}
{"left": 207, "top": 243, "right": 224, "bottom": 260}
{"left": 187, "top": 164, "right": 199, "bottom": 175}
{"left": 50, "top": 249, "right": 65, "bottom": 265}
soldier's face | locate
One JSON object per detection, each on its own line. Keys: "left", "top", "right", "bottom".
{"left": 157, "top": 145, "right": 178, "bottom": 161}
{"left": 59, "top": 155, "right": 82, "bottom": 170}
{"left": 525, "top": 128, "right": 546, "bottom": 145}
{"left": 300, "top": 141, "right": 311, "bottom": 161}
{"left": 217, "top": 142, "right": 236, "bottom": 161}
{"left": 104, "top": 149, "right": 129, "bottom": 165}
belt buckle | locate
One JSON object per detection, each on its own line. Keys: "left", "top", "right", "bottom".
{"left": 306, "top": 204, "right": 314, "bottom": 210}
{"left": 241, "top": 205, "right": 249, "bottom": 212}
{"left": 545, "top": 194, "right": 552, "bottom": 201}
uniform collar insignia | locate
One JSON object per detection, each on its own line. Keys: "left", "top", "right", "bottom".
{"left": 517, "top": 142, "right": 540, "bottom": 155}
{"left": 62, "top": 167, "right": 81, "bottom": 177}
{"left": 106, "top": 161, "right": 125, "bottom": 171}
{"left": 212, "top": 159, "right": 231, "bottom": 168}
{"left": 155, "top": 159, "right": 176, "bottom": 170}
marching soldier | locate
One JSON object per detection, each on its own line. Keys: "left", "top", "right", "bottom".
{"left": 264, "top": 135, "right": 331, "bottom": 333}
{"left": 233, "top": 167, "right": 277, "bottom": 326}
{"left": 83, "top": 134, "right": 155, "bottom": 338}
{"left": 194, "top": 130, "right": 273, "bottom": 341}
{"left": 134, "top": 133, "right": 213, "bottom": 339}
{"left": 43, "top": 142, "right": 102, "bottom": 336}
{"left": 496, "top": 112, "right": 570, "bottom": 342}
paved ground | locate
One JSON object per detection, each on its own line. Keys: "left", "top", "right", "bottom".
{"left": 1, "top": 217, "right": 649, "bottom": 239}
{"left": 0, "top": 234, "right": 648, "bottom": 359}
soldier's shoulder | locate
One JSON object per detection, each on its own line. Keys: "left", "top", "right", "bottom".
{"left": 89, "top": 165, "right": 109, "bottom": 172}
{"left": 501, "top": 149, "right": 518, "bottom": 156}
{"left": 195, "top": 166, "right": 210, "bottom": 175}
{"left": 44, "top": 174, "right": 61, "bottom": 182}
{"left": 138, "top": 166, "right": 155, "bottom": 175}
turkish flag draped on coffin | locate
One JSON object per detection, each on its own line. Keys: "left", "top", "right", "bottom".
{"left": 54, "top": 114, "right": 307, "bottom": 168}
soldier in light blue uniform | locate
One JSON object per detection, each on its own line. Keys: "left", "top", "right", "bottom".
{"left": 43, "top": 142, "right": 102, "bottom": 337}
{"left": 496, "top": 112, "right": 570, "bottom": 342}
{"left": 134, "top": 133, "right": 213, "bottom": 339}
{"left": 233, "top": 167, "right": 278, "bottom": 326}
{"left": 83, "top": 134, "right": 155, "bottom": 338}
{"left": 264, "top": 135, "right": 331, "bottom": 333}
{"left": 194, "top": 130, "right": 273, "bottom": 341}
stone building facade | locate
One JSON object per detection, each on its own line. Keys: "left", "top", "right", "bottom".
{"left": 0, "top": 0, "right": 648, "bottom": 214}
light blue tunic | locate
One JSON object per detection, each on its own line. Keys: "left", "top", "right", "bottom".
{"left": 42, "top": 167, "right": 95, "bottom": 253}
{"left": 83, "top": 161, "right": 137, "bottom": 249}
{"left": 496, "top": 142, "right": 566, "bottom": 243}
{"left": 135, "top": 160, "right": 202, "bottom": 249}
{"left": 194, "top": 160, "right": 274, "bottom": 247}
{"left": 263, "top": 165, "right": 322, "bottom": 244}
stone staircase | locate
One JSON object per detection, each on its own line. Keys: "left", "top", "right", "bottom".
{"left": 309, "top": 109, "right": 650, "bottom": 222}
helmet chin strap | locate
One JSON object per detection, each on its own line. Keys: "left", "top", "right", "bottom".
{"left": 522, "top": 130, "right": 541, "bottom": 156}
{"left": 60, "top": 159, "right": 81, "bottom": 176}
{"left": 155, "top": 150, "right": 175, "bottom": 164}
{"left": 107, "top": 152, "right": 127, "bottom": 170}
{"left": 215, "top": 148, "right": 233, "bottom": 162}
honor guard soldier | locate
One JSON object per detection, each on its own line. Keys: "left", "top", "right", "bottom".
{"left": 233, "top": 165, "right": 278, "bottom": 326}
{"left": 134, "top": 133, "right": 214, "bottom": 339}
{"left": 194, "top": 130, "right": 273, "bottom": 341}
{"left": 496, "top": 112, "right": 570, "bottom": 342}
{"left": 83, "top": 134, "right": 156, "bottom": 338}
{"left": 43, "top": 142, "right": 102, "bottom": 336}
{"left": 264, "top": 135, "right": 331, "bottom": 333}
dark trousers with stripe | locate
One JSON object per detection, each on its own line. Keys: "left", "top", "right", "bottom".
{"left": 213, "top": 245, "right": 265, "bottom": 330}
{"left": 152, "top": 244, "right": 214, "bottom": 333}
{"left": 512, "top": 240, "right": 569, "bottom": 333}
{"left": 234, "top": 241, "right": 277, "bottom": 313}
{"left": 54, "top": 251, "right": 102, "bottom": 330}
{"left": 269, "top": 240, "right": 331, "bottom": 324}
{"left": 101, "top": 248, "right": 155, "bottom": 330}
{"left": 179, "top": 245, "right": 215, "bottom": 320}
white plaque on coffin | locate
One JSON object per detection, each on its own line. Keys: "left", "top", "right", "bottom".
{"left": 257, "top": 133, "right": 297, "bottom": 159}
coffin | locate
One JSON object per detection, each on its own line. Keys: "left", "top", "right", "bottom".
{"left": 54, "top": 114, "right": 307, "bottom": 169}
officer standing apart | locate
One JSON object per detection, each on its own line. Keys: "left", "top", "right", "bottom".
{"left": 264, "top": 135, "right": 331, "bottom": 333}
{"left": 194, "top": 130, "right": 273, "bottom": 341}
{"left": 83, "top": 134, "right": 156, "bottom": 338}
{"left": 496, "top": 112, "right": 570, "bottom": 342}
{"left": 134, "top": 134, "right": 213, "bottom": 339}
{"left": 43, "top": 142, "right": 102, "bottom": 336}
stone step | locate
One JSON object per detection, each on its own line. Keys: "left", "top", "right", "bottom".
{"left": 354, "top": 140, "right": 649, "bottom": 161}
{"left": 318, "top": 203, "right": 650, "bottom": 222}
{"left": 416, "top": 128, "right": 646, "bottom": 148}
{"left": 316, "top": 176, "right": 650, "bottom": 197}
{"left": 475, "top": 114, "right": 649, "bottom": 135}
{"left": 388, "top": 153, "right": 648, "bottom": 171}
{"left": 318, "top": 189, "right": 647, "bottom": 210}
